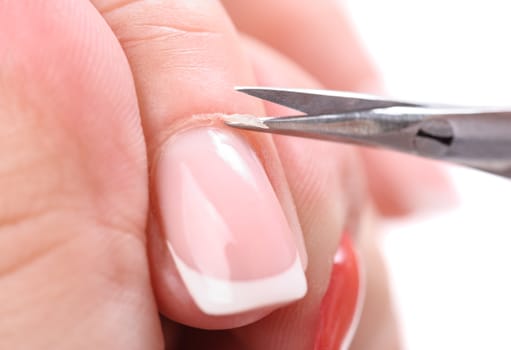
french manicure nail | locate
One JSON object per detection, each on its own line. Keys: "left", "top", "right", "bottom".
{"left": 156, "top": 127, "right": 306, "bottom": 315}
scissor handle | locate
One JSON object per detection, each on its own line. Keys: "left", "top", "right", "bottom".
{"left": 414, "top": 112, "right": 511, "bottom": 178}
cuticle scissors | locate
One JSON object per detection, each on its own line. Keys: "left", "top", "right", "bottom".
{"left": 225, "top": 87, "right": 511, "bottom": 179}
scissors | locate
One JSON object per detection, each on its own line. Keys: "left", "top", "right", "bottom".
{"left": 225, "top": 87, "right": 511, "bottom": 179}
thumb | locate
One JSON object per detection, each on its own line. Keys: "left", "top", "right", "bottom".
{"left": 0, "top": 1, "right": 159, "bottom": 349}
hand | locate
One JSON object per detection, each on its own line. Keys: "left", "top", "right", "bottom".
{"left": 0, "top": 1, "right": 453, "bottom": 349}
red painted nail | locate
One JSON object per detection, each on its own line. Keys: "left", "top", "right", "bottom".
{"left": 314, "top": 234, "right": 361, "bottom": 350}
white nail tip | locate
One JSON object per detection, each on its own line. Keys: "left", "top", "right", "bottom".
{"left": 168, "top": 245, "right": 307, "bottom": 315}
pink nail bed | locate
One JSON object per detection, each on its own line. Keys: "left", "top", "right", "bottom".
{"left": 156, "top": 127, "right": 306, "bottom": 315}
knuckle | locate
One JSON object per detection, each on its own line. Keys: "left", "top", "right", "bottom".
{"left": 98, "top": 0, "right": 227, "bottom": 48}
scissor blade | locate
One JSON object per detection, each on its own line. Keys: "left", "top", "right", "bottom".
{"left": 225, "top": 109, "right": 423, "bottom": 136}
{"left": 236, "top": 86, "right": 421, "bottom": 115}
{"left": 224, "top": 107, "right": 429, "bottom": 151}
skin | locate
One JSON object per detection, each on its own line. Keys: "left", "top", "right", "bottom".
{"left": 0, "top": 1, "right": 454, "bottom": 349}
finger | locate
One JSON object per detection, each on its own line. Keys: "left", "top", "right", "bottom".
{"left": 349, "top": 227, "right": 402, "bottom": 350}
{"left": 0, "top": 1, "right": 160, "bottom": 348}
{"left": 93, "top": 0, "right": 308, "bottom": 328}
{"left": 223, "top": 0, "right": 455, "bottom": 217}
{"left": 222, "top": 0, "right": 377, "bottom": 91}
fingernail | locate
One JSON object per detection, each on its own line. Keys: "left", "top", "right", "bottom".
{"left": 156, "top": 127, "right": 306, "bottom": 316}
{"left": 315, "top": 234, "right": 362, "bottom": 350}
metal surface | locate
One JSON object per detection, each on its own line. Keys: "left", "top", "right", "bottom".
{"left": 227, "top": 87, "right": 511, "bottom": 179}
{"left": 236, "top": 86, "right": 422, "bottom": 114}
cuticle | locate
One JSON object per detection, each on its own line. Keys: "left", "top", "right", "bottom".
{"left": 152, "top": 113, "right": 221, "bottom": 167}
{"left": 149, "top": 113, "right": 228, "bottom": 231}
{"left": 149, "top": 112, "right": 257, "bottom": 187}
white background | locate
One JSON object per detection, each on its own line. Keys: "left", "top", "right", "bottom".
{"left": 343, "top": 1, "right": 511, "bottom": 349}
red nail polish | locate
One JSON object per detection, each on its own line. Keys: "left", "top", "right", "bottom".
{"left": 314, "top": 234, "right": 361, "bottom": 350}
